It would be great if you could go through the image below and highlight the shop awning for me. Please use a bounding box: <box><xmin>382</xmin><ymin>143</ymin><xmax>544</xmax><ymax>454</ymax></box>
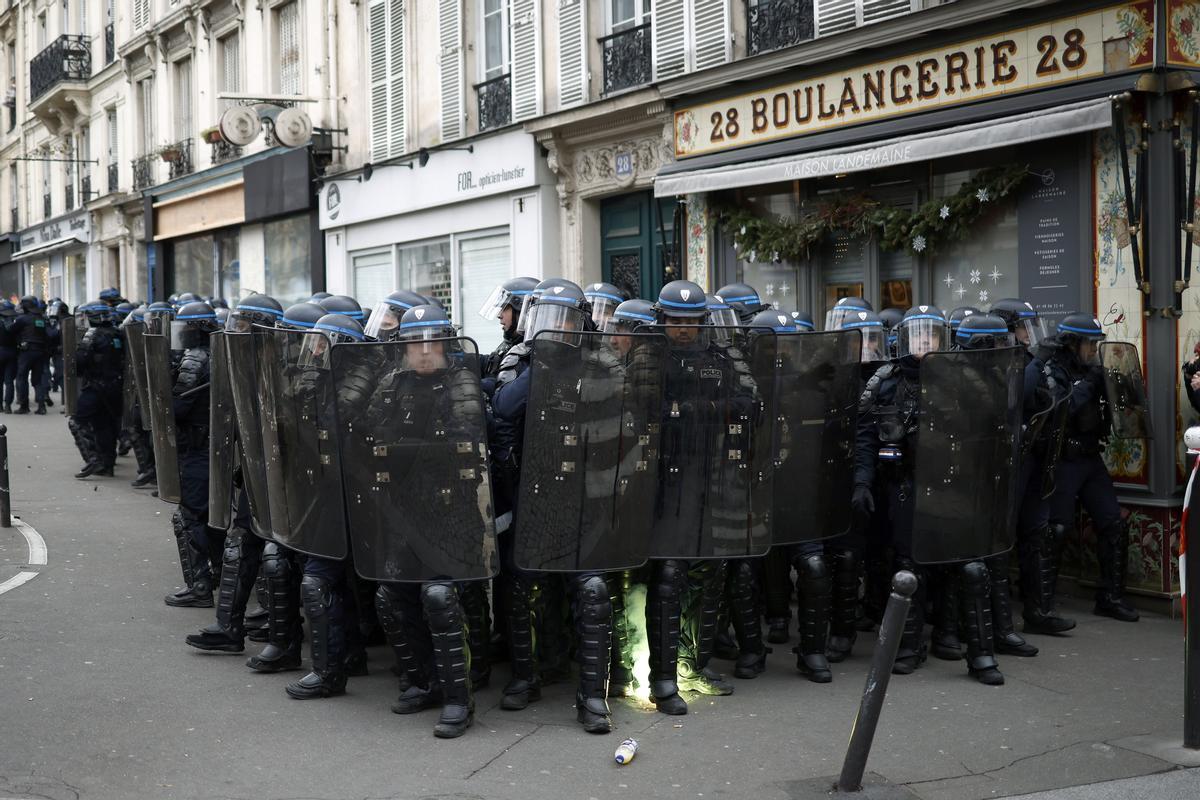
<box><xmin>654</xmin><ymin>98</ymin><xmax>1113</xmax><ymax>197</ymax></box>
<box><xmin>11</xmin><ymin>235</ymin><xmax>86</xmax><ymax>261</ymax></box>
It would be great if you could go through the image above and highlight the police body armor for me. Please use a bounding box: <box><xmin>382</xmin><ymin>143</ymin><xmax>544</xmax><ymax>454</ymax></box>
<box><xmin>514</xmin><ymin>330</ymin><xmax>669</xmax><ymax>572</ymax></box>
<box><xmin>333</xmin><ymin>336</ymin><xmax>499</xmax><ymax>582</ymax></box>
<box><xmin>910</xmin><ymin>347</ymin><xmax>1024</xmax><ymax>565</ymax></box>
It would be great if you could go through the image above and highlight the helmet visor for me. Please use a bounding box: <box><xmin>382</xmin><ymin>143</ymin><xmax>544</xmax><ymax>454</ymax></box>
<box><xmin>526</xmin><ymin>301</ymin><xmax>588</xmax><ymax>346</ymax></box>
<box><xmin>708</xmin><ymin>307</ymin><xmax>740</xmax><ymax>329</ymax></box>
<box><xmin>297</xmin><ymin>330</ymin><xmax>334</xmax><ymax>371</ymax></box>
<box><xmin>401</xmin><ymin>332</ymin><xmax>463</xmax><ymax>373</ymax></box>
<box><xmin>365</xmin><ymin>301</ymin><xmax>405</xmax><ymax>341</ymax></box>
<box><xmin>589</xmin><ymin>296</ymin><xmax>621</xmax><ymax>330</ymax></box>
<box><xmin>513</xmin><ymin>290</ymin><xmax>542</xmax><ymax>336</ymax></box>
<box><xmin>224</xmin><ymin>310</ymin><xmax>255</xmax><ymax>333</ymax></box>
<box><xmin>1014</xmin><ymin>317</ymin><xmax>1050</xmax><ymax>349</ymax></box>
<box><xmin>74</xmin><ymin>310</ymin><xmax>91</xmax><ymax>330</ymax></box>
<box><xmin>477</xmin><ymin>284</ymin><xmax>526</xmax><ymax>321</ymax></box>
<box><xmin>826</xmin><ymin>303</ymin><xmax>865</xmax><ymax>331</ymax></box>
<box><xmin>858</xmin><ymin>326</ymin><xmax>887</xmax><ymax>362</ymax></box>
<box><xmin>144</xmin><ymin>312</ymin><xmax>170</xmax><ymax>336</ymax></box>
<box><xmin>897</xmin><ymin>317</ymin><xmax>949</xmax><ymax>360</ymax></box>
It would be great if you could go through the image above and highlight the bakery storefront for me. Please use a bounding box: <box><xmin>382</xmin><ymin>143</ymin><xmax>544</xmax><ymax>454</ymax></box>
<box><xmin>14</xmin><ymin>209</ymin><xmax>91</xmax><ymax>306</ymax></box>
<box><xmin>658</xmin><ymin>0</ymin><xmax>1200</xmax><ymax>608</ymax></box>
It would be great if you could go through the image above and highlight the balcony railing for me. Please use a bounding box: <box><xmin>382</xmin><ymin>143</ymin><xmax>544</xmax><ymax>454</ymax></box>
<box><xmin>42</xmin><ymin>192</ymin><xmax>51</xmax><ymax>218</ymax></box>
<box><xmin>107</xmin><ymin>162</ymin><xmax>118</xmax><ymax>194</ymax></box>
<box><xmin>105</xmin><ymin>23</ymin><xmax>115</xmax><ymax>65</ymax></box>
<box><xmin>164</xmin><ymin>138</ymin><xmax>194</xmax><ymax>180</ymax></box>
<box><xmin>600</xmin><ymin>23</ymin><xmax>652</xmax><ymax>96</ymax></box>
<box><xmin>132</xmin><ymin>154</ymin><xmax>156</xmax><ymax>191</ymax></box>
<box><xmin>80</xmin><ymin>175</ymin><xmax>91</xmax><ymax>204</ymax></box>
<box><xmin>475</xmin><ymin>73</ymin><xmax>512</xmax><ymax>132</ymax></box>
<box><xmin>65</xmin><ymin>183</ymin><xmax>74</xmax><ymax>211</ymax></box>
<box><xmin>211</xmin><ymin>140</ymin><xmax>242</xmax><ymax>165</ymax></box>
<box><xmin>30</xmin><ymin>35</ymin><xmax>91</xmax><ymax>102</ymax></box>
<box><xmin>748</xmin><ymin>0</ymin><xmax>815</xmax><ymax>56</ymax></box>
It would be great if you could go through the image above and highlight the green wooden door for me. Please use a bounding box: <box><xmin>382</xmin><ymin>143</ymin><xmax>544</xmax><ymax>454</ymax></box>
<box><xmin>601</xmin><ymin>191</ymin><xmax>677</xmax><ymax>301</ymax></box>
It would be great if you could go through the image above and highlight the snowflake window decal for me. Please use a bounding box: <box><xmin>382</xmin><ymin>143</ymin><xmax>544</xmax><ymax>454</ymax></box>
<box><xmin>976</xmin><ymin>188</ymin><xmax>991</xmax><ymax>203</ymax></box>
<box><xmin>912</xmin><ymin>234</ymin><xmax>927</xmax><ymax>253</ymax></box>
<box><xmin>939</xmin><ymin>205</ymin><xmax>951</xmax><ymax>220</ymax></box>
<box><xmin>969</xmin><ymin>269</ymin><xmax>981</xmax><ymax>284</ymax></box>
<box><xmin>989</xmin><ymin>267</ymin><xmax>1003</xmax><ymax>284</ymax></box>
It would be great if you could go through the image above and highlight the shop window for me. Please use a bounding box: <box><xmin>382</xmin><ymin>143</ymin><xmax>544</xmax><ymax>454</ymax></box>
<box><xmin>930</xmin><ymin>169</ymin><xmax>1019</xmax><ymax>313</ymax></box>
<box><xmin>67</xmin><ymin>253</ymin><xmax>85</xmax><ymax>307</ymax></box>
<box><xmin>264</xmin><ymin>214</ymin><xmax>311</xmax><ymax>305</ymax></box>
<box><xmin>482</xmin><ymin>0</ymin><xmax>510</xmax><ymax>81</ymax></box>
<box><xmin>397</xmin><ymin>239</ymin><xmax>452</xmax><ymax>316</ymax></box>
<box><xmin>352</xmin><ymin>249</ymin><xmax>393</xmax><ymax>308</ymax></box>
<box><xmin>216</xmin><ymin>229</ymin><xmax>240</xmax><ymax>302</ymax></box>
<box><xmin>171</xmin><ymin>233</ymin><xmax>214</xmax><ymax>297</ymax></box>
<box><xmin>459</xmin><ymin>232</ymin><xmax>510</xmax><ymax>354</ymax></box>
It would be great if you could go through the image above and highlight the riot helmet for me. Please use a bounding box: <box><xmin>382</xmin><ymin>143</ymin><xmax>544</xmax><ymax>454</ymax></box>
<box><xmin>896</xmin><ymin>305</ymin><xmax>948</xmax><ymax>361</ymax></box>
<box><xmin>121</xmin><ymin>303</ymin><xmax>148</xmax><ymax>329</ymax></box>
<box><xmin>654</xmin><ymin>280</ymin><xmax>708</xmax><ymax>349</ymax></box>
<box><xmin>99</xmin><ymin>287</ymin><xmax>122</xmax><ymax>305</ymax></box>
<box><xmin>825</xmin><ymin>296</ymin><xmax>872</xmax><ymax>331</ymax></box>
<box><xmin>947</xmin><ymin>306</ymin><xmax>980</xmax><ymax>330</ymax></box>
<box><xmin>77</xmin><ymin>300</ymin><xmax>113</xmax><ymax>328</ymax></box>
<box><xmin>310</xmin><ymin>291</ymin><xmax>332</xmax><ymax>302</ymax></box>
<box><xmin>319</xmin><ymin>294</ymin><xmax>364</xmax><ymax>320</ymax></box>
<box><xmin>1055</xmin><ymin>312</ymin><xmax>1105</xmax><ymax>366</ymax></box>
<box><xmin>516</xmin><ymin>277</ymin><xmax>575</xmax><ymax>337</ymax></box>
<box><xmin>215</xmin><ymin>307</ymin><xmax>230</xmax><ymax>327</ymax></box>
<box><xmin>838</xmin><ymin>308</ymin><xmax>887</xmax><ymax>362</ymax></box>
<box><xmin>19</xmin><ymin>294</ymin><xmax>40</xmax><ymax>313</ymax></box>
<box><xmin>603</xmin><ymin>298</ymin><xmax>656</xmax><ymax>334</ymax></box>
<box><xmin>280</xmin><ymin>302</ymin><xmax>326</xmax><ymax>330</ymax></box>
<box><xmin>583</xmin><ymin>282</ymin><xmax>629</xmax><ymax>329</ymax></box>
<box><xmin>172</xmin><ymin>301</ymin><xmax>219</xmax><ymax>350</ymax></box>
<box><xmin>397</xmin><ymin>304</ymin><xmax>460</xmax><ymax>375</ymax></box>
<box><xmin>478</xmin><ymin>276</ymin><xmax>538</xmax><ymax>337</ymax></box>
<box><xmin>990</xmin><ymin>298</ymin><xmax>1049</xmax><ymax>349</ymax></box>
<box><xmin>716</xmin><ymin>282</ymin><xmax>768</xmax><ymax>323</ymax></box>
<box><xmin>227</xmin><ymin>294</ymin><xmax>284</xmax><ymax>333</ymax></box>
<box><xmin>113</xmin><ymin>302</ymin><xmax>136</xmax><ymax>324</ymax></box>
<box><xmin>791</xmin><ymin>311</ymin><xmax>816</xmax><ymax>331</ymax></box>
<box><xmin>955</xmin><ymin>313</ymin><xmax>1014</xmax><ymax>350</ymax></box>
<box><xmin>369</xmin><ymin>289</ymin><xmax>438</xmax><ymax>341</ymax></box>
<box><xmin>210</xmin><ymin>297</ymin><xmax>229</xmax><ymax>310</ymax></box>
<box><xmin>174</xmin><ymin>291</ymin><xmax>200</xmax><ymax>309</ymax></box>
<box><xmin>144</xmin><ymin>301</ymin><xmax>175</xmax><ymax>335</ymax></box>
<box><xmin>301</xmin><ymin>313</ymin><xmax>365</xmax><ymax>371</ymax></box>
<box><xmin>748</xmin><ymin>309</ymin><xmax>800</xmax><ymax>334</ymax></box>
<box><xmin>524</xmin><ymin>280</ymin><xmax>591</xmax><ymax>345</ymax></box>
<box><xmin>0</xmin><ymin>300</ymin><xmax>15</xmax><ymax>318</ymax></box>
<box><xmin>706</xmin><ymin>293</ymin><xmax>740</xmax><ymax>329</ymax></box>
<box><xmin>45</xmin><ymin>298</ymin><xmax>69</xmax><ymax>319</ymax></box>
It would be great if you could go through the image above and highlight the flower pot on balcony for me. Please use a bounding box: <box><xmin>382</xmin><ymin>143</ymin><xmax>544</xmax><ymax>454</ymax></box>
<box><xmin>201</xmin><ymin>126</ymin><xmax>223</xmax><ymax>145</ymax></box>
<box><xmin>160</xmin><ymin>148</ymin><xmax>181</xmax><ymax>163</ymax></box>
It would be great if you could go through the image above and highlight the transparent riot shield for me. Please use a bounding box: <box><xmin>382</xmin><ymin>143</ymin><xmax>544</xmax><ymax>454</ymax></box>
<box><xmin>911</xmin><ymin>347</ymin><xmax>1023</xmax><ymax>565</ymax></box>
<box><xmin>751</xmin><ymin>329</ymin><xmax>862</xmax><ymax>546</ymax></box>
<box><xmin>207</xmin><ymin>331</ymin><xmax>236</xmax><ymax>530</ymax></box>
<box><xmin>1100</xmin><ymin>341</ymin><xmax>1153</xmax><ymax>440</ymax></box>
<box><xmin>649</xmin><ymin>326</ymin><xmax>775</xmax><ymax>559</ymax></box>
<box><xmin>125</xmin><ymin>324</ymin><xmax>152</xmax><ymax>431</ymax></box>
<box><xmin>332</xmin><ymin>337</ymin><xmax>499</xmax><ymax>582</ymax></box>
<box><xmin>514</xmin><ymin>330</ymin><xmax>669</xmax><ymax>572</ymax></box>
<box><xmin>227</xmin><ymin>330</ymin><xmax>271</xmax><ymax>539</ymax></box>
<box><xmin>142</xmin><ymin>331</ymin><xmax>182</xmax><ymax>504</ymax></box>
<box><xmin>61</xmin><ymin>316</ymin><xmax>79</xmax><ymax>416</ymax></box>
<box><xmin>256</xmin><ymin>328</ymin><xmax>348</xmax><ymax>559</ymax></box>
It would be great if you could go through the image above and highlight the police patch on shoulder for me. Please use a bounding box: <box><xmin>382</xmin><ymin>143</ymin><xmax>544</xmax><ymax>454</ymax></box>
<box><xmin>701</xmin><ymin>368</ymin><xmax>722</xmax><ymax>379</ymax></box>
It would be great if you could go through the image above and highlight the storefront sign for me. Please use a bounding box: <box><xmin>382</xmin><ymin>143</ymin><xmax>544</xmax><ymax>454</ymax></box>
<box><xmin>1017</xmin><ymin>145</ymin><xmax>1082</xmax><ymax>324</ymax></box>
<box><xmin>673</xmin><ymin>2</ymin><xmax>1154</xmax><ymax>159</ymax></box>
<box><xmin>318</xmin><ymin>129</ymin><xmax>543</xmax><ymax>229</ymax></box>
<box><xmin>17</xmin><ymin>210</ymin><xmax>90</xmax><ymax>255</ymax></box>
<box><xmin>153</xmin><ymin>182</ymin><xmax>246</xmax><ymax>242</ymax></box>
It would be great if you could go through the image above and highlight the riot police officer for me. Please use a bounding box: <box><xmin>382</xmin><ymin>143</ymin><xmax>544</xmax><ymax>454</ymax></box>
<box><xmin>716</xmin><ymin>282</ymin><xmax>769</xmax><ymax>325</ymax></box>
<box><xmin>69</xmin><ymin>301</ymin><xmax>125</xmax><ymax>478</ymax></box>
<box><xmin>45</xmin><ymin>298</ymin><xmax>70</xmax><ymax>403</ymax></box>
<box><xmin>366</xmin><ymin>289</ymin><xmax>432</xmax><ymax>343</ymax></box>
<box><xmin>477</xmin><ymin>277</ymin><xmax>538</xmax><ymax>388</ymax></box>
<box><xmin>826</xmin><ymin>296</ymin><xmax>872</xmax><ymax>331</ymax></box>
<box><xmin>164</xmin><ymin>302</ymin><xmax>221</xmax><ymax>609</ymax></box>
<box><xmin>583</xmin><ymin>282</ymin><xmax>629</xmax><ymax>330</ymax></box>
<box><xmin>0</xmin><ymin>300</ymin><xmax>17</xmax><ymax>413</ymax></box>
<box><xmin>1041</xmin><ymin>314</ymin><xmax>1139</xmax><ymax>623</ymax></box>
<box><xmin>10</xmin><ymin>295</ymin><xmax>49</xmax><ymax>414</ymax></box>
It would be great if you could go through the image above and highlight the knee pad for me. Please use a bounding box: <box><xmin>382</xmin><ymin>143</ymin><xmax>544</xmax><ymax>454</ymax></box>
<box><xmin>170</xmin><ymin>509</ymin><xmax>187</xmax><ymax>540</ymax></box>
<box><xmin>301</xmin><ymin>574</ymin><xmax>333</xmax><ymax>617</ymax></box>
<box><xmin>833</xmin><ymin>548</ymin><xmax>859</xmax><ymax>573</ymax></box>
<box><xmin>655</xmin><ymin>560</ymin><xmax>687</xmax><ymax>596</ymax></box>
<box><xmin>728</xmin><ymin>560</ymin><xmax>757</xmax><ymax>596</ymax></box>
<box><xmin>221</xmin><ymin>529</ymin><xmax>246</xmax><ymax>567</ymax></box>
<box><xmin>422</xmin><ymin>582</ymin><xmax>463</xmax><ymax>632</ymax></box>
<box><xmin>577</xmin><ymin>575</ymin><xmax>611</xmax><ymax>623</ymax></box>
<box><xmin>261</xmin><ymin>543</ymin><xmax>292</xmax><ymax>580</ymax></box>
<box><xmin>797</xmin><ymin>553</ymin><xmax>830</xmax><ymax>584</ymax></box>
<box><xmin>374</xmin><ymin>583</ymin><xmax>406</xmax><ymax>637</ymax></box>
<box><xmin>960</xmin><ymin>561</ymin><xmax>990</xmax><ymax>596</ymax></box>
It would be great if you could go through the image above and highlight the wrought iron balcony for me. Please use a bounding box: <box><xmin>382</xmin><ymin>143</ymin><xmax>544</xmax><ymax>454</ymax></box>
<box><xmin>107</xmin><ymin>162</ymin><xmax>118</xmax><ymax>194</ymax></box>
<box><xmin>42</xmin><ymin>193</ymin><xmax>51</xmax><ymax>218</ymax></box>
<box><xmin>211</xmin><ymin>140</ymin><xmax>242</xmax><ymax>165</ymax></box>
<box><xmin>65</xmin><ymin>183</ymin><xmax>74</xmax><ymax>211</ymax></box>
<box><xmin>105</xmin><ymin>23</ymin><xmax>115</xmax><ymax>65</ymax></box>
<box><xmin>164</xmin><ymin>139</ymin><xmax>194</xmax><ymax>180</ymax></box>
<box><xmin>80</xmin><ymin>175</ymin><xmax>91</xmax><ymax>203</ymax></box>
<box><xmin>132</xmin><ymin>154</ymin><xmax>156</xmax><ymax>191</ymax></box>
<box><xmin>747</xmin><ymin>0</ymin><xmax>815</xmax><ymax>56</ymax></box>
<box><xmin>600</xmin><ymin>23</ymin><xmax>652</xmax><ymax>96</ymax></box>
<box><xmin>475</xmin><ymin>73</ymin><xmax>511</xmax><ymax>132</ymax></box>
<box><xmin>30</xmin><ymin>35</ymin><xmax>91</xmax><ymax>102</ymax></box>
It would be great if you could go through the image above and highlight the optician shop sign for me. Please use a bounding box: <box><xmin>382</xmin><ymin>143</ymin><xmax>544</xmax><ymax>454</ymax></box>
<box><xmin>673</xmin><ymin>1</ymin><xmax>1155</xmax><ymax>158</ymax></box>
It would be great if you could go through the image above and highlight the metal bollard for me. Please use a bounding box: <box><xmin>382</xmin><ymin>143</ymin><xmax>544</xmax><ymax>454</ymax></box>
<box><xmin>836</xmin><ymin>570</ymin><xmax>918</xmax><ymax>793</ymax></box>
<box><xmin>0</xmin><ymin>424</ymin><xmax>10</xmax><ymax>528</ymax></box>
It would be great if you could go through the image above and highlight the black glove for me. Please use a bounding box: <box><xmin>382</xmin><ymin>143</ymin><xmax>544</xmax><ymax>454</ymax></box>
<box><xmin>851</xmin><ymin>484</ymin><xmax>875</xmax><ymax>519</ymax></box>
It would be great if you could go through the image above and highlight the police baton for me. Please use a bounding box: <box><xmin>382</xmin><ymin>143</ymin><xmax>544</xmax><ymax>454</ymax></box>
<box><xmin>176</xmin><ymin>382</ymin><xmax>210</xmax><ymax>399</ymax></box>
<box><xmin>836</xmin><ymin>570</ymin><xmax>918</xmax><ymax>792</ymax></box>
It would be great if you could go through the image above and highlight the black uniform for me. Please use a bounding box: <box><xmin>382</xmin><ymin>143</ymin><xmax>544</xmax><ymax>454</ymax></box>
<box><xmin>10</xmin><ymin>301</ymin><xmax>49</xmax><ymax>412</ymax></box>
<box><xmin>69</xmin><ymin>324</ymin><xmax>125</xmax><ymax>473</ymax></box>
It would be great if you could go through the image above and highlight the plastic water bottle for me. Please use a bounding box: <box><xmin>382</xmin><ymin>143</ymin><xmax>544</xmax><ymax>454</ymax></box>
<box><xmin>614</xmin><ymin>738</ymin><xmax>638</xmax><ymax>765</ymax></box>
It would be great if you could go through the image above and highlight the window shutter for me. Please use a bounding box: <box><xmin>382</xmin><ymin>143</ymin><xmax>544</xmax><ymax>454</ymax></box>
<box><xmin>862</xmin><ymin>0</ymin><xmax>914</xmax><ymax>25</ymax></box>
<box><xmin>278</xmin><ymin>2</ymin><xmax>301</xmax><ymax>95</ymax></box>
<box><xmin>438</xmin><ymin>0</ymin><xmax>464</xmax><ymax>141</ymax></box>
<box><xmin>133</xmin><ymin>0</ymin><xmax>149</xmax><ymax>30</ymax></box>
<box><xmin>815</xmin><ymin>0</ymin><xmax>858</xmax><ymax>36</ymax></box>
<box><xmin>509</xmin><ymin>0</ymin><xmax>541</xmax><ymax>121</ymax></box>
<box><xmin>690</xmin><ymin>0</ymin><xmax>728</xmax><ymax>71</ymax></box>
<box><xmin>369</xmin><ymin>0</ymin><xmax>406</xmax><ymax>160</ymax></box>
<box><xmin>387</xmin><ymin>0</ymin><xmax>406</xmax><ymax>156</ymax></box>
<box><xmin>653</xmin><ymin>0</ymin><xmax>687</xmax><ymax>81</ymax></box>
<box><xmin>557</xmin><ymin>0</ymin><xmax>586</xmax><ymax>108</ymax></box>
<box><xmin>223</xmin><ymin>33</ymin><xmax>241</xmax><ymax>93</ymax></box>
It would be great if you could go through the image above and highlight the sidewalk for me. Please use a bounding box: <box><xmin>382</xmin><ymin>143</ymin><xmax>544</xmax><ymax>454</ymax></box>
<box><xmin>0</xmin><ymin>409</ymin><xmax>1196</xmax><ymax>800</ymax></box>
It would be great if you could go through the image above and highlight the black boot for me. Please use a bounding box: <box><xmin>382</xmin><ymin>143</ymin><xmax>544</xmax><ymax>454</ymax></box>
<box><xmin>14</xmin><ymin>405</ymin><xmax>29</xmax><ymax>414</ymax></box>
<box><xmin>187</xmin><ymin>529</ymin><xmax>259</xmax><ymax>652</ymax></box>
<box><xmin>248</xmin><ymin>544</ymin><xmax>304</xmax><ymax>673</ymax></box>
<box><xmin>460</xmin><ymin>580</ymin><xmax>492</xmax><ymax>690</ymax></box>
<box><xmin>648</xmin><ymin>560</ymin><xmax>688</xmax><ymax>715</ymax></box>
<box><xmin>424</xmin><ymin>583</ymin><xmax>474</xmax><ymax>739</ymax></box>
<box><xmin>500</xmin><ymin>574</ymin><xmax>541</xmax><ymax>710</ymax></box>
<box><xmin>574</xmin><ymin>575</ymin><xmax>613</xmax><ymax>734</ymax></box>
<box><xmin>794</xmin><ymin>553</ymin><xmax>832</xmax><ymax>683</ymax></box>
<box><xmin>961</xmin><ymin>561</ymin><xmax>1004</xmax><ymax>685</ymax></box>
<box><xmin>286</xmin><ymin>575</ymin><xmax>348</xmax><ymax>699</ymax></box>
<box><xmin>1019</xmin><ymin>524</ymin><xmax>1076</xmax><ymax>634</ymax></box>
<box><xmin>607</xmin><ymin>572</ymin><xmax>636</xmax><ymax>698</ymax></box>
<box><xmin>827</xmin><ymin>548</ymin><xmax>859</xmax><ymax>663</ymax></box>
<box><xmin>1094</xmin><ymin>521</ymin><xmax>1139</xmax><ymax>622</ymax></box>
<box><xmin>164</xmin><ymin>510</ymin><xmax>211</xmax><ymax>606</ymax></box>
<box><xmin>892</xmin><ymin>560</ymin><xmax>926</xmax><ymax>675</ymax></box>
<box><xmin>375</xmin><ymin>583</ymin><xmax>439</xmax><ymax>714</ymax></box>
<box><xmin>34</xmin><ymin>401</ymin><xmax>45</xmax><ymax>415</ymax></box>
<box><xmin>727</xmin><ymin>560</ymin><xmax>767</xmax><ymax>679</ymax></box>
<box><xmin>988</xmin><ymin>554</ymin><xmax>1037</xmax><ymax>657</ymax></box>
<box><xmin>930</xmin><ymin>569</ymin><xmax>963</xmax><ymax>661</ymax></box>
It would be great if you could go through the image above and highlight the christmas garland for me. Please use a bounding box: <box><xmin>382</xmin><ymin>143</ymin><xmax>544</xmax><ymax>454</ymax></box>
<box><xmin>717</xmin><ymin>164</ymin><xmax>1029</xmax><ymax>263</ymax></box>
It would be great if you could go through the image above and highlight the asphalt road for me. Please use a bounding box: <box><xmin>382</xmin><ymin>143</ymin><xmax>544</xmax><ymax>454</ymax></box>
<box><xmin>0</xmin><ymin>410</ymin><xmax>1197</xmax><ymax>800</ymax></box>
